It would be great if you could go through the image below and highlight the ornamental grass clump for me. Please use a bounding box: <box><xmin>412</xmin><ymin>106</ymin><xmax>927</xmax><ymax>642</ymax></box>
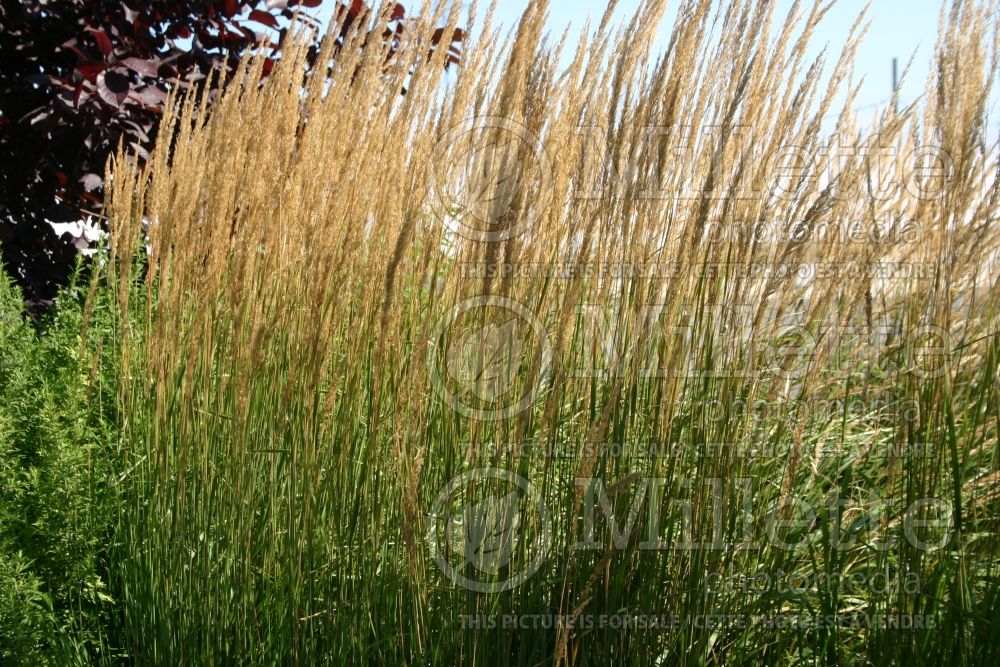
<box><xmin>103</xmin><ymin>1</ymin><xmax>999</xmax><ymax>664</ymax></box>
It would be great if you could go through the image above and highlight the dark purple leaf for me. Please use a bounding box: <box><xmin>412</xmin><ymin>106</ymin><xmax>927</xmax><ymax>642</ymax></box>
<box><xmin>75</xmin><ymin>62</ymin><xmax>106</xmax><ymax>82</ymax></box>
<box><xmin>97</xmin><ymin>69</ymin><xmax>130</xmax><ymax>106</ymax></box>
<box><xmin>131</xmin><ymin>85</ymin><xmax>169</xmax><ymax>107</ymax></box>
<box><xmin>121</xmin><ymin>56</ymin><xmax>160</xmax><ymax>77</ymax></box>
<box><xmin>248</xmin><ymin>9</ymin><xmax>280</xmax><ymax>28</ymax></box>
<box><xmin>157</xmin><ymin>62</ymin><xmax>179</xmax><ymax>79</ymax></box>
<box><xmin>91</xmin><ymin>29</ymin><xmax>113</xmax><ymax>56</ymax></box>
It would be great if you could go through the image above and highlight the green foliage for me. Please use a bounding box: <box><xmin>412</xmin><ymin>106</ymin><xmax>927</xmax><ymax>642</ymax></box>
<box><xmin>0</xmin><ymin>268</ymin><xmax>118</xmax><ymax>665</ymax></box>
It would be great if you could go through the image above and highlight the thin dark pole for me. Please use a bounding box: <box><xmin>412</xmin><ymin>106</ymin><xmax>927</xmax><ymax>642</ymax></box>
<box><xmin>892</xmin><ymin>57</ymin><xmax>899</xmax><ymax>113</ymax></box>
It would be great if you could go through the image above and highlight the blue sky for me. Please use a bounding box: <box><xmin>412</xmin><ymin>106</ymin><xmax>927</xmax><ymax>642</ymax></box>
<box><xmin>484</xmin><ymin>1</ymin><xmax>944</xmax><ymax>114</ymax></box>
<box><xmin>312</xmin><ymin>1</ymin><xmax>990</xmax><ymax>124</ymax></box>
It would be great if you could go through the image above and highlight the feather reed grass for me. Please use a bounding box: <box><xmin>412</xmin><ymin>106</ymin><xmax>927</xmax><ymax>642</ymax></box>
<box><xmin>101</xmin><ymin>0</ymin><xmax>999</xmax><ymax>664</ymax></box>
